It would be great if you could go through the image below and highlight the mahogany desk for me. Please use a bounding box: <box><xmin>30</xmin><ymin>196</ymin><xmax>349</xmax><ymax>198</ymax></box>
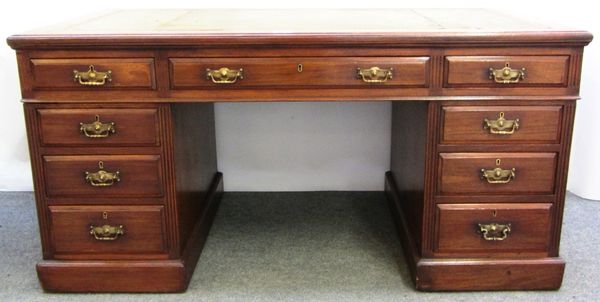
<box><xmin>6</xmin><ymin>9</ymin><xmax>593</xmax><ymax>292</ymax></box>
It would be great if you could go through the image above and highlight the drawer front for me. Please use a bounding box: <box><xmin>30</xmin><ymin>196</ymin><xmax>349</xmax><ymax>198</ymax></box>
<box><xmin>49</xmin><ymin>205</ymin><xmax>167</xmax><ymax>255</ymax></box>
<box><xmin>435</xmin><ymin>203</ymin><xmax>552</xmax><ymax>254</ymax></box>
<box><xmin>439</xmin><ymin>153</ymin><xmax>557</xmax><ymax>195</ymax></box>
<box><xmin>441</xmin><ymin>105</ymin><xmax>562</xmax><ymax>144</ymax></box>
<box><xmin>170</xmin><ymin>57</ymin><xmax>430</xmax><ymax>88</ymax></box>
<box><xmin>38</xmin><ymin>108</ymin><xmax>160</xmax><ymax>146</ymax></box>
<box><xmin>30</xmin><ymin>58</ymin><xmax>156</xmax><ymax>90</ymax></box>
<box><xmin>444</xmin><ymin>55</ymin><xmax>569</xmax><ymax>87</ymax></box>
<box><xmin>43</xmin><ymin>155</ymin><xmax>163</xmax><ymax>198</ymax></box>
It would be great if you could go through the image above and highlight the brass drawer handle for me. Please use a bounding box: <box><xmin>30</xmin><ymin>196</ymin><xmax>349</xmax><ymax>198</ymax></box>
<box><xmin>206</xmin><ymin>67</ymin><xmax>244</xmax><ymax>84</ymax></box>
<box><xmin>483</xmin><ymin>112</ymin><xmax>520</xmax><ymax>135</ymax></box>
<box><xmin>481</xmin><ymin>167</ymin><xmax>516</xmax><ymax>184</ymax></box>
<box><xmin>489</xmin><ymin>63</ymin><xmax>525</xmax><ymax>84</ymax></box>
<box><xmin>90</xmin><ymin>224</ymin><xmax>124</xmax><ymax>241</ymax></box>
<box><xmin>85</xmin><ymin>161</ymin><xmax>120</xmax><ymax>187</ymax></box>
<box><xmin>80</xmin><ymin>115</ymin><xmax>116</xmax><ymax>138</ymax></box>
<box><xmin>73</xmin><ymin>65</ymin><xmax>112</xmax><ymax>86</ymax></box>
<box><xmin>357</xmin><ymin>67</ymin><xmax>393</xmax><ymax>83</ymax></box>
<box><xmin>477</xmin><ymin>223</ymin><xmax>511</xmax><ymax>241</ymax></box>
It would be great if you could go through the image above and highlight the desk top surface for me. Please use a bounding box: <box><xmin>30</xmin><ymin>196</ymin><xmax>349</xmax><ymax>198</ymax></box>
<box><xmin>7</xmin><ymin>9</ymin><xmax>593</xmax><ymax>48</ymax></box>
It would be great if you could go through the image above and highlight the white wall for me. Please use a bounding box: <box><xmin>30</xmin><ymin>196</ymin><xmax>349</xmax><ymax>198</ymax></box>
<box><xmin>1</xmin><ymin>1</ymin><xmax>598</xmax><ymax>198</ymax></box>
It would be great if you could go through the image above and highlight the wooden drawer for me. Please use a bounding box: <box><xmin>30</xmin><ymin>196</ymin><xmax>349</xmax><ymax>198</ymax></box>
<box><xmin>38</xmin><ymin>108</ymin><xmax>160</xmax><ymax>146</ymax></box>
<box><xmin>441</xmin><ymin>105</ymin><xmax>563</xmax><ymax>144</ymax></box>
<box><xmin>444</xmin><ymin>55</ymin><xmax>569</xmax><ymax>88</ymax></box>
<box><xmin>439</xmin><ymin>153</ymin><xmax>557</xmax><ymax>195</ymax></box>
<box><xmin>170</xmin><ymin>57</ymin><xmax>430</xmax><ymax>88</ymax></box>
<box><xmin>30</xmin><ymin>58</ymin><xmax>156</xmax><ymax>90</ymax></box>
<box><xmin>49</xmin><ymin>205</ymin><xmax>167</xmax><ymax>256</ymax></box>
<box><xmin>43</xmin><ymin>155</ymin><xmax>163</xmax><ymax>198</ymax></box>
<box><xmin>435</xmin><ymin>203</ymin><xmax>552</xmax><ymax>255</ymax></box>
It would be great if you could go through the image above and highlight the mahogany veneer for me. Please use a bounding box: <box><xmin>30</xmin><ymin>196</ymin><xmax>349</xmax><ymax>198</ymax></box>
<box><xmin>6</xmin><ymin>9</ymin><xmax>592</xmax><ymax>293</ymax></box>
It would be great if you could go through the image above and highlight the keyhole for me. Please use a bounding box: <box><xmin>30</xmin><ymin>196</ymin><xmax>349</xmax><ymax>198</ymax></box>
<box><xmin>492</xmin><ymin>210</ymin><xmax>497</xmax><ymax>217</ymax></box>
<box><xmin>297</xmin><ymin>64</ymin><xmax>303</xmax><ymax>73</ymax></box>
<box><xmin>102</xmin><ymin>211</ymin><xmax>108</xmax><ymax>220</ymax></box>
<box><xmin>98</xmin><ymin>161</ymin><xmax>105</xmax><ymax>169</ymax></box>
<box><xmin>496</xmin><ymin>159</ymin><xmax>501</xmax><ymax>166</ymax></box>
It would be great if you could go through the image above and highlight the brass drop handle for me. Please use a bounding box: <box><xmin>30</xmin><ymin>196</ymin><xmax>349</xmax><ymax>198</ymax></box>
<box><xmin>481</xmin><ymin>167</ymin><xmax>516</xmax><ymax>184</ymax></box>
<box><xmin>206</xmin><ymin>67</ymin><xmax>244</xmax><ymax>84</ymax></box>
<box><xmin>90</xmin><ymin>224</ymin><xmax>124</xmax><ymax>241</ymax></box>
<box><xmin>73</xmin><ymin>65</ymin><xmax>112</xmax><ymax>86</ymax></box>
<box><xmin>483</xmin><ymin>112</ymin><xmax>520</xmax><ymax>135</ymax></box>
<box><xmin>489</xmin><ymin>63</ymin><xmax>525</xmax><ymax>84</ymax></box>
<box><xmin>85</xmin><ymin>161</ymin><xmax>120</xmax><ymax>187</ymax></box>
<box><xmin>477</xmin><ymin>223</ymin><xmax>511</xmax><ymax>241</ymax></box>
<box><xmin>357</xmin><ymin>67</ymin><xmax>393</xmax><ymax>83</ymax></box>
<box><xmin>80</xmin><ymin>115</ymin><xmax>116</xmax><ymax>138</ymax></box>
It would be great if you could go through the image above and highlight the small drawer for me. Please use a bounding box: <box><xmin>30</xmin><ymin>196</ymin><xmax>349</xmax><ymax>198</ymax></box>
<box><xmin>444</xmin><ymin>55</ymin><xmax>569</xmax><ymax>87</ymax></box>
<box><xmin>49</xmin><ymin>205</ymin><xmax>167</xmax><ymax>256</ymax></box>
<box><xmin>170</xmin><ymin>57</ymin><xmax>430</xmax><ymax>88</ymax></box>
<box><xmin>441</xmin><ymin>105</ymin><xmax>562</xmax><ymax>144</ymax></box>
<box><xmin>38</xmin><ymin>108</ymin><xmax>160</xmax><ymax>146</ymax></box>
<box><xmin>439</xmin><ymin>153</ymin><xmax>557</xmax><ymax>195</ymax></box>
<box><xmin>30</xmin><ymin>58</ymin><xmax>156</xmax><ymax>90</ymax></box>
<box><xmin>43</xmin><ymin>155</ymin><xmax>163</xmax><ymax>198</ymax></box>
<box><xmin>435</xmin><ymin>203</ymin><xmax>552</xmax><ymax>255</ymax></box>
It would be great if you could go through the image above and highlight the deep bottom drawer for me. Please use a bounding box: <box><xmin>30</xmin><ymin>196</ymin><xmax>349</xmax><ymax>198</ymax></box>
<box><xmin>49</xmin><ymin>205</ymin><xmax>167</xmax><ymax>256</ymax></box>
<box><xmin>435</xmin><ymin>203</ymin><xmax>553</xmax><ymax>256</ymax></box>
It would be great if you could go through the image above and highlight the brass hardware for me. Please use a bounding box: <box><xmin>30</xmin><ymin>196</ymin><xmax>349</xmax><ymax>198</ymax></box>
<box><xmin>297</xmin><ymin>64</ymin><xmax>303</xmax><ymax>72</ymax></box>
<box><xmin>90</xmin><ymin>224</ymin><xmax>124</xmax><ymax>241</ymax></box>
<box><xmin>85</xmin><ymin>161</ymin><xmax>120</xmax><ymax>187</ymax></box>
<box><xmin>489</xmin><ymin>63</ymin><xmax>525</xmax><ymax>84</ymax></box>
<box><xmin>102</xmin><ymin>211</ymin><xmax>108</xmax><ymax>220</ymax></box>
<box><xmin>477</xmin><ymin>223</ymin><xmax>511</xmax><ymax>241</ymax></box>
<box><xmin>492</xmin><ymin>210</ymin><xmax>497</xmax><ymax>217</ymax></box>
<box><xmin>483</xmin><ymin>112</ymin><xmax>520</xmax><ymax>135</ymax></box>
<box><xmin>496</xmin><ymin>158</ymin><xmax>502</xmax><ymax>166</ymax></box>
<box><xmin>357</xmin><ymin>67</ymin><xmax>393</xmax><ymax>83</ymax></box>
<box><xmin>80</xmin><ymin>115</ymin><xmax>116</xmax><ymax>138</ymax></box>
<box><xmin>481</xmin><ymin>167</ymin><xmax>516</xmax><ymax>184</ymax></box>
<box><xmin>206</xmin><ymin>67</ymin><xmax>244</xmax><ymax>84</ymax></box>
<box><xmin>73</xmin><ymin>65</ymin><xmax>112</xmax><ymax>86</ymax></box>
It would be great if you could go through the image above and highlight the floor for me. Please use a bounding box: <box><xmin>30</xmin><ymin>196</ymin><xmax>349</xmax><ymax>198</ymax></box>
<box><xmin>0</xmin><ymin>191</ymin><xmax>598</xmax><ymax>302</ymax></box>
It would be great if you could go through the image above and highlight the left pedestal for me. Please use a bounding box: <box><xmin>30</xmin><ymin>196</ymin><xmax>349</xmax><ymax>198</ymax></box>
<box><xmin>24</xmin><ymin>103</ymin><xmax>222</xmax><ymax>292</ymax></box>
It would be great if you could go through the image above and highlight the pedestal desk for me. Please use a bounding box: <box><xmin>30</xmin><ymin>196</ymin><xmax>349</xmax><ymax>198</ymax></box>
<box><xmin>6</xmin><ymin>9</ymin><xmax>593</xmax><ymax>292</ymax></box>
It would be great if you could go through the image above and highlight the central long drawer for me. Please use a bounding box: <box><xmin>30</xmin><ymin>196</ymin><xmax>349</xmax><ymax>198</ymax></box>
<box><xmin>169</xmin><ymin>57</ymin><xmax>431</xmax><ymax>89</ymax></box>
